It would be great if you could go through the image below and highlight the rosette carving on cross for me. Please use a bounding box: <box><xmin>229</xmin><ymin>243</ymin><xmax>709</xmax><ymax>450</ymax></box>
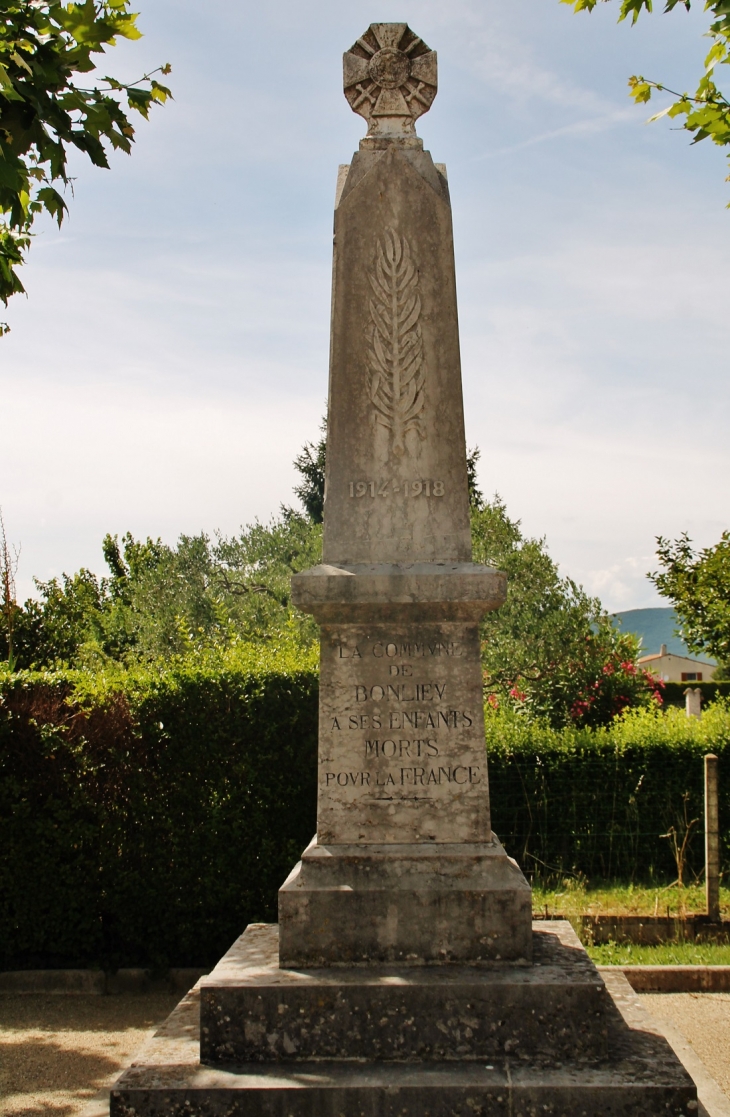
<box><xmin>343</xmin><ymin>23</ymin><xmax>437</xmax><ymax>139</ymax></box>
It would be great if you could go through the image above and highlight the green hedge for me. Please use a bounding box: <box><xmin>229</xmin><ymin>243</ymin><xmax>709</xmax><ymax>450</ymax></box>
<box><xmin>0</xmin><ymin>644</ymin><xmax>318</xmax><ymax>971</ymax></box>
<box><xmin>661</xmin><ymin>680</ymin><xmax>730</xmax><ymax>708</ymax></box>
<box><xmin>2</xmin><ymin>652</ymin><xmax>729</xmax><ymax>969</ymax></box>
<box><xmin>486</xmin><ymin>704</ymin><xmax>730</xmax><ymax>884</ymax></box>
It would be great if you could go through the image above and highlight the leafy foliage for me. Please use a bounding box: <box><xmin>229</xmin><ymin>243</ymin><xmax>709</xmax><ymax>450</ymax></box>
<box><xmin>292</xmin><ymin>417</ymin><xmax>327</xmax><ymax>524</ymax></box>
<box><xmin>1</xmin><ymin>668</ymin><xmax>727</xmax><ymax>968</ymax></box>
<box><xmin>1</xmin><ymin>425</ymin><xmax>658</xmax><ymax>726</ymax></box>
<box><xmin>563</xmin><ymin>0</ymin><xmax>730</xmax><ymax>201</ymax></box>
<box><xmin>472</xmin><ymin>496</ymin><xmax>662</xmax><ymax>727</ymax></box>
<box><xmin>1</xmin><ymin>518</ymin><xmax>322</xmax><ymax>669</ymax></box>
<box><xmin>486</xmin><ymin>698</ymin><xmax>730</xmax><ymax>884</ymax></box>
<box><xmin>0</xmin><ymin>508</ymin><xmax>20</xmax><ymax>669</ymax></box>
<box><xmin>1</xmin><ymin>489</ymin><xmax>657</xmax><ymax>727</ymax></box>
<box><xmin>466</xmin><ymin>446</ymin><xmax>484</xmax><ymax>509</ymax></box>
<box><xmin>649</xmin><ymin>530</ymin><xmax>730</xmax><ymax>669</ymax></box>
<box><xmin>0</xmin><ymin>642</ymin><xmax>318</xmax><ymax>969</ymax></box>
<box><xmin>0</xmin><ymin>0</ymin><xmax>171</xmax><ymax>327</ymax></box>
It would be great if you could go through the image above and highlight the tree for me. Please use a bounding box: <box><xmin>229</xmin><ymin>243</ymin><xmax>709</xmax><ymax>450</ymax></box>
<box><xmin>0</xmin><ymin>1</ymin><xmax>171</xmax><ymax>330</ymax></box>
<box><xmin>473</xmin><ymin>496</ymin><xmax>662</xmax><ymax>727</ymax></box>
<box><xmin>0</xmin><ymin>508</ymin><xmax>20</xmax><ymax>668</ymax></box>
<box><xmin>2</xmin><ymin>421</ymin><xmax>659</xmax><ymax>728</ymax></box>
<box><xmin>563</xmin><ymin>0</ymin><xmax>730</xmax><ymax>200</ymax></box>
<box><xmin>292</xmin><ymin>416</ymin><xmax>327</xmax><ymax>523</ymax></box>
<box><xmin>2</xmin><ymin>518</ymin><xmax>323</xmax><ymax>668</ymax></box>
<box><xmin>649</xmin><ymin>530</ymin><xmax>730</xmax><ymax>670</ymax></box>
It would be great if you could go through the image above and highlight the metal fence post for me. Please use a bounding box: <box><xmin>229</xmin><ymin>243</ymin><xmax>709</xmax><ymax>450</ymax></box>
<box><xmin>705</xmin><ymin>753</ymin><xmax>720</xmax><ymax>923</ymax></box>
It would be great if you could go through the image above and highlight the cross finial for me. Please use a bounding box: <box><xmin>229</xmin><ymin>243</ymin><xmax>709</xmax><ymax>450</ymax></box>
<box><xmin>343</xmin><ymin>24</ymin><xmax>437</xmax><ymax>142</ymax></box>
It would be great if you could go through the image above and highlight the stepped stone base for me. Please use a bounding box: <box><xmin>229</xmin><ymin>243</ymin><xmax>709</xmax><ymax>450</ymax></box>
<box><xmin>110</xmin><ymin>922</ymin><xmax>697</xmax><ymax>1117</ymax></box>
<box><xmin>111</xmin><ymin>1060</ymin><xmax>695</xmax><ymax>1117</ymax></box>
<box><xmin>200</xmin><ymin>922</ymin><xmax>604</xmax><ymax>1064</ymax></box>
<box><xmin>278</xmin><ymin>837</ymin><xmax>533</xmax><ymax>965</ymax></box>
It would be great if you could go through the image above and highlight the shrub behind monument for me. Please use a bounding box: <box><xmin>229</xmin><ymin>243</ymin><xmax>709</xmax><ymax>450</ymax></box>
<box><xmin>0</xmin><ymin>644</ymin><xmax>318</xmax><ymax>970</ymax></box>
<box><xmin>2</xmin><ymin>660</ymin><xmax>730</xmax><ymax>969</ymax></box>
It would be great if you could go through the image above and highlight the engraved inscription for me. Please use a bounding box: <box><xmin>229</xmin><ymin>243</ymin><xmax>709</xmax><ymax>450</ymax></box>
<box><xmin>322</xmin><ymin>632</ymin><xmax>480</xmax><ymax>805</ymax></box>
<box><xmin>368</xmin><ymin>228</ymin><xmax>425</xmax><ymax>457</ymax></box>
<box><xmin>348</xmin><ymin>480</ymin><xmax>445</xmax><ymax>497</ymax></box>
<box><xmin>337</xmin><ymin>639</ymin><xmax>463</xmax><ymax>658</ymax></box>
<box><xmin>324</xmin><ymin>766</ymin><xmax>480</xmax><ymax>788</ymax></box>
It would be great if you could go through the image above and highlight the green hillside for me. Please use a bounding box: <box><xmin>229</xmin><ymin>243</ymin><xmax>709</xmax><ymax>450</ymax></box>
<box><xmin>611</xmin><ymin>607</ymin><xmax>715</xmax><ymax>664</ymax></box>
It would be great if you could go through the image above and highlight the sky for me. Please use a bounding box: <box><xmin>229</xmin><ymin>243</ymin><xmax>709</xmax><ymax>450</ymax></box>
<box><xmin>2</xmin><ymin>0</ymin><xmax>728</xmax><ymax>609</ymax></box>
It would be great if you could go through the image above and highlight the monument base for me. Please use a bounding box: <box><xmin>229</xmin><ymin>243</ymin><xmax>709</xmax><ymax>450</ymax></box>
<box><xmin>278</xmin><ymin>835</ymin><xmax>532</xmax><ymax>965</ymax></box>
<box><xmin>110</xmin><ymin>922</ymin><xmax>696</xmax><ymax>1117</ymax></box>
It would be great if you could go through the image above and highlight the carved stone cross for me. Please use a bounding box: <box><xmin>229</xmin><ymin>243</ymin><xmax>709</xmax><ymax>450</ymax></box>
<box><xmin>343</xmin><ymin>23</ymin><xmax>437</xmax><ymax>140</ymax></box>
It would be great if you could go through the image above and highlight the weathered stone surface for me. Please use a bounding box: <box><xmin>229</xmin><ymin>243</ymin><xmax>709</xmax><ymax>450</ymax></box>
<box><xmin>109</xmin><ymin>924</ymin><xmax>697</xmax><ymax>1117</ymax></box>
<box><xmin>343</xmin><ymin>24</ymin><xmax>437</xmax><ymax>142</ymax></box>
<box><xmin>282</xmin><ymin>569</ymin><xmax>522</xmax><ymax>960</ymax></box>
<box><xmin>201</xmin><ymin>922</ymin><xmax>607</xmax><ymax>1066</ymax></box>
<box><xmin>278</xmin><ymin>838</ymin><xmax>532</xmax><ymax>965</ymax></box>
<box><xmin>276</xmin><ymin>19</ymin><xmax>534</xmax><ymax>967</ymax></box>
<box><xmin>291</xmin><ymin>563</ymin><xmax>506</xmax><ymax>624</ymax></box>
<box><xmin>311</xmin><ymin>619</ymin><xmax>490</xmax><ymax>845</ymax></box>
<box><xmin>112</xmin><ymin>1065</ymin><xmax>697</xmax><ymax>1117</ymax></box>
<box><xmin>322</xmin><ymin>145</ymin><xmax>471</xmax><ymax>567</ymax></box>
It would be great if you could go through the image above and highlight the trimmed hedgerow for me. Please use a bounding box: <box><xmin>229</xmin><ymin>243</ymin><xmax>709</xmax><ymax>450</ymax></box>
<box><xmin>486</xmin><ymin>703</ymin><xmax>730</xmax><ymax>884</ymax></box>
<box><xmin>2</xmin><ymin>654</ymin><xmax>729</xmax><ymax>969</ymax></box>
<box><xmin>661</xmin><ymin>680</ymin><xmax>730</xmax><ymax>708</ymax></box>
<box><xmin>0</xmin><ymin>643</ymin><xmax>318</xmax><ymax>971</ymax></box>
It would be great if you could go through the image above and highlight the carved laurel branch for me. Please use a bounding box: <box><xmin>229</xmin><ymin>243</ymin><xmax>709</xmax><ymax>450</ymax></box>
<box><xmin>367</xmin><ymin>228</ymin><xmax>425</xmax><ymax>457</ymax></box>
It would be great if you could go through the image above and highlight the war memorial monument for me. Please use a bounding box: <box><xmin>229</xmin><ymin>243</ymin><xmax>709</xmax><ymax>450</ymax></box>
<box><xmin>111</xmin><ymin>24</ymin><xmax>698</xmax><ymax>1116</ymax></box>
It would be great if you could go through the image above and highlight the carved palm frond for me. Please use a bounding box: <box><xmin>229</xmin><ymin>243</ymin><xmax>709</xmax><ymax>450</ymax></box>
<box><xmin>367</xmin><ymin>227</ymin><xmax>425</xmax><ymax>456</ymax></box>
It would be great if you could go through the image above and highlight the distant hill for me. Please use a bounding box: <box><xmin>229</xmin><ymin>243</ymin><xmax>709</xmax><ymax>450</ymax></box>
<box><xmin>610</xmin><ymin>607</ymin><xmax>715</xmax><ymax>664</ymax></box>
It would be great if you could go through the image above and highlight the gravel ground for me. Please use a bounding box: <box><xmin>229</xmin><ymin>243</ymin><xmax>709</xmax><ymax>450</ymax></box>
<box><xmin>0</xmin><ymin>993</ymin><xmax>179</xmax><ymax>1116</ymax></box>
<box><xmin>640</xmin><ymin>992</ymin><xmax>730</xmax><ymax>1100</ymax></box>
<box><xmin>1</xmin><ymin>989</ymin><xmax>728</xmax><ymax>1115</ymax></box>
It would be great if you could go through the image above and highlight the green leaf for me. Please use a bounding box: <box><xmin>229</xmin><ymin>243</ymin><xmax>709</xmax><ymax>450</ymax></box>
<box><xmin>628</xmin><ymin>76</ymin><xmax>653</xmax><ymax>103</ymax></box>
<box><xmin>619</xmin><ymin>0</ymin><xmax>653</xmax><ymax>24</ymax></box>
<box><xmin>10</xmin><ymin>51</ymin><xmax>32</xmax><ymax>76</ymax></box>
<box><xmin>560</xmin><ymin>0</ymin><xmax>600</xmax><ymax>10</ymax></box>
<box><xmin>704</xmin><ymin>40</ymin><xmax>728</xmax><ymax>73</ymax></box>
<box><xmin>0</xmin><ymin>1</ymin><xmax>171</xmax><ymax>316</ymax></box>
<box><xmin>566</xmin><ymin>0</ymin><xmax>730</xmax><ymax>203</ymax></box>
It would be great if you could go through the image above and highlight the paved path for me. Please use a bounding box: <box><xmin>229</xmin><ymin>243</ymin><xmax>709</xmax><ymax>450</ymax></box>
<box><xmin>640</xmin><ymin>992</ymin><xmax>730</xmax><ymax>1107</ymax></box>
<box><xmin>0</xmin><ymin>993</ymin><xmax>178</xmax><ymax>1116</ymax></box>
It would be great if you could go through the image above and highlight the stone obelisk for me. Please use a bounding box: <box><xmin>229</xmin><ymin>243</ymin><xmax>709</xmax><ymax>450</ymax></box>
<box><xmin>281</xmin><ymin>20</ymin><xmax>533</xmax><ymax>965</ymax></box>
<box><xmin>110</xmin><ymin>28</ymin><xmax>697</xmax><ymax>1116</ymax></box>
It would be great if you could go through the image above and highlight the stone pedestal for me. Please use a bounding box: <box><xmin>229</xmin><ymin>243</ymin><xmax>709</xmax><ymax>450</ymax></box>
<box><xmin>279</xmin><ymin>837</ymin><xmax>532</xmax><ymax>966</ymax></box>
<box><xmin>280</xmin><ymin>561</ymin><xmax>532</xmax><ymax>964</ymax></box>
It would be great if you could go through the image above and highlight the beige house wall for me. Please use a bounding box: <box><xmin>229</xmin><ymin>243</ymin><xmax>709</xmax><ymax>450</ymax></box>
<box><xmin>638</xmin><ymin>651</ymin><xmax>716</xmax><ymax>683</ymax></box>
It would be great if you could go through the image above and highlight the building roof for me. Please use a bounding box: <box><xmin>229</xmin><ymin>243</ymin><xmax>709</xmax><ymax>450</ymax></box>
<box><xmin>638</xmin><ymin>650</ymin><xmax>713</xmax><ymax>667</ymax></box>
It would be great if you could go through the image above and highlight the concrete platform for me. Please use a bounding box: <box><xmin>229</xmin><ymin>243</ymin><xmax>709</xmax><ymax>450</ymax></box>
<box><xmin>111</xmin><ymin>1058</ymin><xmax>696</xmax><ymax>1117</ymax></box>
<box><xmin>110</xmin><ymin>922</ymin><xmax>698</xmax><ymax>1117</ymax></box>
<box><xmin>200</xmin><ymin>922</ymin><xmax>608</xmax><ymax>1064</ymax></box>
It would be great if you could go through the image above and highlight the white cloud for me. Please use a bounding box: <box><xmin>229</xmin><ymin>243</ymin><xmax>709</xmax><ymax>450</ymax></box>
<box><xmin>1</xmin><ymin>0</ymin><xmax>728</xmax><ymax>614</ymax></box>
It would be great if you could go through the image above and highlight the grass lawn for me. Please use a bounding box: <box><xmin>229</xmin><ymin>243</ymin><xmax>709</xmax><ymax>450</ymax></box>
<box><xmin>529</xmin><ymin>880</ymin><xmax>730</xmax><ymax>964</ymax></box>
<box><xmin>531</xmin><ymin>881</ymin><xmax>730</xmax><ymax>920</ymax></box>
<box><xmin>588</xmin><ymin>941</ymin><xmax>730</xmax><ymax>965</ymax></box>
